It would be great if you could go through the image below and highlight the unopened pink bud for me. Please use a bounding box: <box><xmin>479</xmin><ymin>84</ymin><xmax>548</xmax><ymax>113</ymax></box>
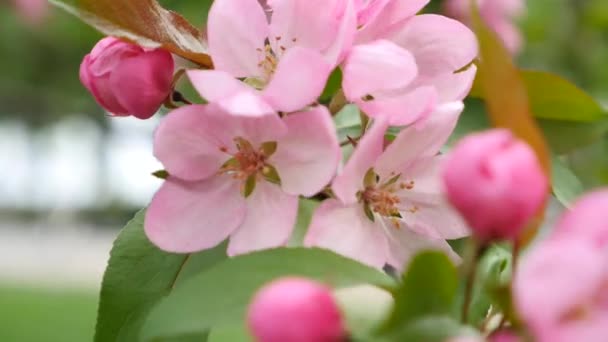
<box><xmin>247</xmin><ymin>277</ymin><xmax>346</xmax><ymax>342</ymax></box>
<box><xmin>79</xmin><ymin>37</ymin><xmax>174</xmax><ymax>119</ymax></box>
<box><xmin>442</xmin><ymin>129</ymin><xmax>548</xmax><ymax>243</ymax></box>
<box><xmin>13</xmin><ymin>0</ymin><xmax>48</xmax><ymax>26</ymax></box>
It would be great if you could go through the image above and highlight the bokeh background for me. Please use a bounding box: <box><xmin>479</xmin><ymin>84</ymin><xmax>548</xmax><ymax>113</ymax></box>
<box><xmin>0</xmin><ymin>0</ymin><xmax>607</xmax><ymax>341</ymax></box>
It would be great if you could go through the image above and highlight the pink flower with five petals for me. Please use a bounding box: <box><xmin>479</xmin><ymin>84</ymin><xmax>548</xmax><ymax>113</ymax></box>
<box><xmin>145</xmin><ymin>83</ymin><xmax>340</xmax><ymax>256</ymax></box>
<box><xmin>304</xmin><ymin>102</ymin><xmax>468</xmax><ymax>270</ymax></box>
<box><xmin>342</xmin><ymin>1</ymin><xmax>479</xmax><ymax>125</ymax></box>
<box><xmin>206</xmin><ymin>0</ymin><xmax>356</xmax><ymax>113</ymax></box>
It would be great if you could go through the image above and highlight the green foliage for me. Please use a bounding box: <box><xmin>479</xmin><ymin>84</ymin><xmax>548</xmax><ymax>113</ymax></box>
<box><xmin>552</xmin><ymin>156</ymin><xmax>585</xmax><ymax>207</ymax></box>
<box><xmin>95</xmin><ymin>210</ymin><xmax>226</xmax><ymax>342</ymax></box>
<box><xmin>379</xmin><ymin>252</ymin><xmax>458</xmax><ymax>333</ymax></box>
<box><xmin>141</xmin><ymin>248</ymin><xmax>395</xmax><ymax>341</ymax></box>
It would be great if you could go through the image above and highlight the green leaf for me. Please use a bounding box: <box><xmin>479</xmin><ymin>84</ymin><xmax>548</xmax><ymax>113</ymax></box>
<box><xmin>141</xmin><ymin>248</ymin><xmax>396</xmax><ymax>341</ymax></box>
<box><xmin>552</xmin><ymin>156</ymin><xmax>585</xmax><ymax>207</ymax></box>
<box><xmin>49</xmin><ymin>0</ymin><xmax>212</xmax><ymax>67</ymax></box>
<box><xmin>321</xmin><ymin>68</ymin><xmax>343</xmax><ymax>102</ymax></box>
<box><xmin>379</xmin><ymin>252</ymin><xmax>458</xmax><ymax>333</ymax></box>
<box><xmin>539</xmin><ymin>117</ymin><xmax>608</xmax><ymax>153</ymax></box>
<box><xmin>334</xmin><ymin>104</ymin><xmax>362</xmax><ymax>142</ymax></box>
<box><xmin>521</xmin><ymin>70</ymin><xmax>607</xmax><ymax>122</ymax></box>
<box><xmin>471</xmin><ymin>70</ymin><xmax>607</xmax><ymax>122</ymax></box>
<box><xmin>288</xmin><ymin>198</ymin><xmax>319</xmax><ymax>246</ymax></box>
<box><xmin>334</xmin><ymin>285</ymin><xmax>394</xmax><ymax>339</ymax></box>
<box><xmin>94</xmin><ymin>210</ymin><xmax>226</xmax><ymax>342</ymax></box>
<box><xmin>453</xmin><ymin>245</ymin><xmax>512</xmax><ymax>326</ymax></box>
<box><xmin>378</xmin><ymin>316</ymin><xmax>479</xmax><ymax>342</ymax></box>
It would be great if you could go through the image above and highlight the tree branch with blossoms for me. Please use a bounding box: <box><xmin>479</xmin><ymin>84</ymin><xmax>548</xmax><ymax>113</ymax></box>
<box><xmin>46</xmin><ymin>0</ymin><xmax>608</xmax><ymax>341</ymax></box>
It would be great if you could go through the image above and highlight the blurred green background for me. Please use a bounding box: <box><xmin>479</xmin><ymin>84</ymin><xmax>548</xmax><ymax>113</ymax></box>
<box><xmin>0</xmin><ymin>0</ymin><xmax>607</xmax><ymax>341</ymax></box>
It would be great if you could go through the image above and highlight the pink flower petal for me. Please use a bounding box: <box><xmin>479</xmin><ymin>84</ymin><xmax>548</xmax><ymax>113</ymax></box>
<box><xmin>358</xmin><ymin>85</ymin><xmax>437</xmax><ymax>126</ymax></box>
<box><xmin>262</xmin><ymin>47</ymin><xmax>332</xmax><ymax>113</ymax></box>
<box><xmin>154</xmin><ymin>105</ymin><xmax>233</xmax><ymax>181</ymax></box>
<box><xmin>375</xmin><ymin>101</ymin><xmax>463</xmax><ymax>176</ymax></box>
<box><xmin>208</xmin><ymin>0</ymin><xmax>269</xmax><ymax>78</ymax></box>
<box><xmin>227</xmin><ymin>181</ymin><xmax>299</xmax><ymax>256</ymax></box>
<box><xmin>269</xmin><ymin>0</ymin><xmax>346</xmax><ymax>53</ymax></box>
<box><xmin>110</xmin><ymin>50</ymin><xmax>174</xmax><ymax>119</ymax></box>
<box><xmin>332</xmin><ymin>119</ymin><xmax>389</xmax><ymax>205</ymax></box>
<box><xmin>514</xmin><ymin>238</ymin><xmax>605</xmax><ymax>328</ymax></box>
<box><xmin>304</xmin><ymin>199</ymin><xmax>388</xmax><ymax>268</ymax></box>
<box><xmin>187</xmin><ymin>70</ymin><xmax>278</xmax><ymax>118</ymax></box>
<box><xmin>145</xmin><ymin>176</ymin><xmax>246</xmax><ymax>253</ymax></box>
<box><xmin>321</xmin><ymin>0</ymin><xmax>357</xmax><ymax>65</ymax></box>
<box><xmin>395</xmin><ymin>157</ymin><xmax>469</xmax><ymax>239</ymax></box>
<box><xmin>342</xmin><ymin>40</ymin><xmax>417</xmax><ymax>100</ymax></box>
<box><xmin>385</xmin><ymin>222</ymin><xmax>460</xmax><ymax>271</ymax></box>
<box><xmin>272</xmin><ymin>106</ymin><xmax>341</xmax><ymax>196</ymax></box>
<box><xmin>187</xmin><ymin>70</ymin><xmax>253</xmax><ymax>103</ymax></box>
<box><xmin>356</xmin><ymin>0</ymin><xmax>430</xmax><ymax>43</ymax></box>
<box><xmin>389</xmin><ymin>14</ymin><xmax>478</xmax><ymax>100</ymax></box>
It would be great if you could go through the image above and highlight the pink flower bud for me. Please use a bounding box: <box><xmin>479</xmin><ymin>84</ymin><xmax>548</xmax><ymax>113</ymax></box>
<box><xmin>247</xmin><ymin>277</ymin><xmax>346</xmax><ymax>342</ymax></box>
<box><xmin>553</xmin><ymin>189</ymin><xmax>608</xmax><ymax>248</ymax></box>
<box><xmin>13</xmin><ymin>0</ymin><xmax>49</xmax><ymax>26</ymax></box>
<box><xmin>442</xmin><ymin>129</ymin><xmax>548</xmax><ymax>243</ymax></box>
<box><xmin>79</xmin><ymin>37</ymin><xmax>174</xmax><ymax>119</ymax></box>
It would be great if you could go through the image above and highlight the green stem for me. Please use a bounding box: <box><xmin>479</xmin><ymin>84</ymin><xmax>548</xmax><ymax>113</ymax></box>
<box><xmin>462</xmin><ymin>240</ymin><xmax>483</xmax><ymax>324</ymax></box>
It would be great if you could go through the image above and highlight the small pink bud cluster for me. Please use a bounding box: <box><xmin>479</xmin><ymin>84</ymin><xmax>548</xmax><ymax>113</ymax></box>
<box><xmin>247</xmin><ymin>277</ymin><xmax>346</xmax><ymax>342</ymax></box>
<box><xmin>442</xmin><ymin>129</ymin><xmax>548</xmax><ymax>243</ymax></box>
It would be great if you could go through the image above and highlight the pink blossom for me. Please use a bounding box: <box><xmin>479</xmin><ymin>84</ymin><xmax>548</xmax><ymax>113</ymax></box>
<box><xmin>444</xmin><ymin>0</ymin><xmax>525</xmax><ymax>54</ymax></box>
<box><xmin>552</xmin><ymin>189</ymin><xmax>608</xmax><ymax>248</ymax></box>
<box><xmin>342</xmin><ymin>9</ymin><xmax>478</xmax><ymax>125</ymax></box>
<box><xmin>514</xmin><ymin>237</ymin><xmax>608</xmax><ymax>342</ymax></box>
<box><xmin>247</xmin><ymin>277</ymin><xmax>345</xmax><ymax>342</ymax></box>
<box><xmin>79</xmin><ymin>37</ymin><xmax>174</xmax><ymax>119</ymax></box>
<box><xmin>13</xmin><ymin>0</ymin><xmax>49</xmax><ymax>26</ymax></box>
<box><xmin>442</xmin><ymin>129</ymin><xmax>547</xmax><ymax>243</ymax></box>
<box><xmin>305</xmin><ymin>102</ymin><xmax>468</xmax><ymax>270</ymax></box>
<box><xmin>145</xmin><ymin>85</ymin><xmax>340</xmax><ymax>255</ymax></box>
<box><xmin>490</xmin><ymin>331</ymin><xmax>521</xmax><ymax>342</ymax></box>
<box><xmin>206</xmin><ymin>0</ymin><xmax>356</xmax><ymax>113</ymax></box>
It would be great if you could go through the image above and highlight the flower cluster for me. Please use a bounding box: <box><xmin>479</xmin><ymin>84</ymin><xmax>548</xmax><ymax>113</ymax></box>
<box><xmin>79</xmin><ymin>0</ymin><xmax>479</xmax><ymax>270</ymax></box>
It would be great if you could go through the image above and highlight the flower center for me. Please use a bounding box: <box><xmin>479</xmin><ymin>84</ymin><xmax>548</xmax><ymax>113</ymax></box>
<box><xmin>357</xmin><ymin>169</ymin><xmax>417</xmax><ymax>225</ymax></box>
<box><xmin>219</xmin><ymin>137</ymin><xmax>280</xmax><ymax>197</ymax></box>
<box><xmin>251</xmin><ymin>36</ymin><xmax>298</xmax><ymax>86</ymax></box>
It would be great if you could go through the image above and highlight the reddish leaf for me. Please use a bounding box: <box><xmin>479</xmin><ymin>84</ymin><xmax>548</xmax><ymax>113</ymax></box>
<box><xmin>50</xmin><ymin>0</ymin><xmax>213</xmax><ymax>67</ymax></box>
<box><xmin>471</xmin><ymin>6</ymin><xmax>551</xmax><ymax>244</ymax></box>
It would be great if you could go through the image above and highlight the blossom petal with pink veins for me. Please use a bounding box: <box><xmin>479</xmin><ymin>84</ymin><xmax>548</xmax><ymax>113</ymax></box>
<box><xmin>332</xmin><ymin>119</ymin><xmax>389</xmax><ymax>204</ymax></box>
<box><xmin>208</xmin><ymin>0</ymin><xmax>269</xmax><ymax>78</ymax></box>
<box><xmin>375</xmin><ymin>101</ymin><xmax>463</xmax><ymax>175</ymax></box>
<box><xmin>269</xmin><ymin>0</ymin><xmax>346</xmax><ymax>54</ymax></box>
<box><xmin>188</xmin><ymin>69</ymin><xmax>276</xmax><ymax>118</ymax></box>
<box><xmin>358</xmin><ymin>86</ymin><xmax>437</xmax><ymax>126</ymax></box>
<box><xmin>154</xmin><ymin>104</ymin><xmax>287</xmax><ymax>181</ymax></box>
<box><xmin>394</xmin><ymin>157</ymin><xmax>469</xmax><ymax>239</ymax></box>
<box><xmin>145</xmin><ymin>176</ymin><xmax>246</xmax><ymax>253</ymax></box>
<box><xmin>342</xmin><ymin>40</ymin><xmax>417</xmax><ymax>100</ymax></box>
<box><xmin>356</xmin><ymin>0</ymin><xmax>430</xmax><ymax>43</ymax></box>
<box><xmin>227</xmin><ymin>182</ymin><xmax>299</xmax><ymax>256</ymax></box>
<box><xmin>304</xmin><ymin>199</ymin><xmax>388</xmax><ymax>268</ymax></box>
<box><xmin>385</xmin><ymin>223</ymin><xmax>460</xmax><ymax>271</ymax></box>
<box><xmin>272</xmin><ymin>106</ymin><xmax>340</xmax><ymax>196</ymax></box>
<box><xmin>389</xmin><ymin>14</ymin><xmax>478</xmax><ymax>82</ymax></box>
<box><xmin>262</xmin><ymin>47</ymin><xmax>332</xmax><ymax>113</ymax></box>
